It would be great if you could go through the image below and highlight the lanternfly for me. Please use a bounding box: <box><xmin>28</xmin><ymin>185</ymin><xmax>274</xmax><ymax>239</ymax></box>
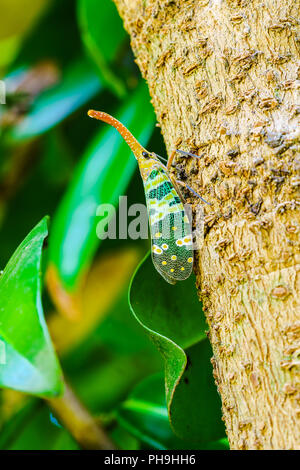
<box><xmin>88</xmin><ymin>110</ymin><xmax>210</xmax><ymax>284</ymax></box>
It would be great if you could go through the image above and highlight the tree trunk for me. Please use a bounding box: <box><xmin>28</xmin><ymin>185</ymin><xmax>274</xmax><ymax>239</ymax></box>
<box><xmin>112</xmin><ymin>0</ymin><xmax>300</xmax><ymax>449</ymax></box>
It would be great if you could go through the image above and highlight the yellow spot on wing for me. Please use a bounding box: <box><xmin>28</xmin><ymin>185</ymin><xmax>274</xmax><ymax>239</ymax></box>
<box><xmin>152</xmin><ymin>244</ymin><xmax>163</xmax><ymax>254</ymax></box>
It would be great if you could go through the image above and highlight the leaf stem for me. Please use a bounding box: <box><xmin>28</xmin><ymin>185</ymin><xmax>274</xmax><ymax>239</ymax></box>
<box><xmin>47</xmin><ymin>380</ymin><xmax>116</xmax><ymax>450</ymax></box>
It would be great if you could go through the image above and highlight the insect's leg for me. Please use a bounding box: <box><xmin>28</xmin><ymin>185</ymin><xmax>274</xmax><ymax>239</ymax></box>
<box><xmin>175</xmin><ymin>180</ymin><xmax>212</xmax><ymax>206</ymax></box>
<box><xmin>167</xmin><ymin>149</ymin><xmax>202</xmax><ymax>171</ymax></box>
<box><xmin>175</xmin><ymin>149</ymin><xmax>202</xmax><ymax>159</ymax></box>
<box><xmin>153</xmin><ymin>153</ymin><xmax>168</xmax><ymax>164</ymax></box>
<box><xmin>167</xmin><ymin>150</ymin><xmax>177</xmax><ymax>171</ymax></box>
<box><xmin>168</xmin><ymin>150</ymin><xmax>210</xmax><ymax>204</ymax></box>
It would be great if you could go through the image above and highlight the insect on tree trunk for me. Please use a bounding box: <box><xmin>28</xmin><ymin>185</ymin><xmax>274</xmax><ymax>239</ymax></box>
<box><xmin>112</xmin><ymin>0</ymin><xmax>300</xmax><ymax>449</ymax></box>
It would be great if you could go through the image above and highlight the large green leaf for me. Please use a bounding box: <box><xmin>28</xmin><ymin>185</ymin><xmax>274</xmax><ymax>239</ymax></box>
<box><xmin>47</xmin><ymin>84</ymin><xmax>155</xmax><ymax>316</ymax></box>
<box><xmin>77</xmin><ymin>0</ymin><xmax>127</xmax><ymax>97</ymax></box>
<box><xmin>129</xmin><ymin>253</ymin><xmax>225</xmax><ymax>443</ymax></box>
<box><xmin>8</xmin><ymin>57</ymin><xmax>102</xmax><ymax>142</ymax></box>
<box><xmin>118</xmin><ymin>373</ymin><xmax>229</xmax><ymax>450</ymax></box>
<box><xmin>0</xmin><ymin>217</ymin><xmax>63</xmax><ymax>397</ymax></box>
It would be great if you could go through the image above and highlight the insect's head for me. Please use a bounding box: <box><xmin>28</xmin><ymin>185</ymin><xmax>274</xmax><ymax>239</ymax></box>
<box><xmin>140</xmin><ymin>150</ymin><xmax>159</xmax><ymax>162</ymax></box>
<box><xmin>137</xmin><ymin>150</ymin><xmax>159</xmax><ymax>180</ymax></box>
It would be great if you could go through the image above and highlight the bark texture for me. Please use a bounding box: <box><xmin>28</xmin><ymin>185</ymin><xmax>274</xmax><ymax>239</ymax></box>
<box><xmin>112</xmin><ymin>0</ymin><xmax>300</xmax><ymax>449</ymax></box>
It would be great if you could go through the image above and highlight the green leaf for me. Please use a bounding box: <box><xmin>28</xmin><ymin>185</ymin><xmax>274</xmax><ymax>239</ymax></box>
<box><xmin>118</xmin><ymin>373</ymin><xmax>185</xmax><ymax>450</ymax></box>
<box><xmin>70</xmin><ymin>352</ymin><xmax>160</xmax><ymax>415</ymax></box>
<box><xmin>77</xmin><ymin>0</ymin><xmax>127</xmax><ymax>97</ymax></box>
<box><xmin>169</xmin><ymin>340</ymin><xmax>225</xmax><ymax>443</ymax></box>
<box><xmin>110</xmin><ymin>425</ymin><xmax>140</xmax><ymax>451</ymax></box>
<box><xmin>0</xmin><ymin>398</ymin><xmax>37</xmax><ymax>449</ymax></box>
<box><xmin>129</xmin><ymin>253</ymin><xmax>225</xmax><ymax>444</ymax></box>
<box><xmin>4</xmin><ymin>405</ymin><xmax>79</xmax><ymax>450</ymax></box>
<box><xmin>47</xmin><ymin>83</ymin><xmax>155</xmax><ymax>317</ymax></box>
<box><xmin>118</xmin><ymin>374</ymin><xmax>229</xmax><ymax>450</ymax></box>
<box><xmin>8</xmin><ymin>57</ymin><xmax>102</xmax><ymax>142</ymax></box>
<box><xmin>0</xmin><ymin>217</ymin><xmax>63</xmax><ymax>397</ymax></box>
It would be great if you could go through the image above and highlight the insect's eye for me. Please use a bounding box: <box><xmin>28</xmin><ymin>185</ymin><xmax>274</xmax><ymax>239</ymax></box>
<box><xmin>142</xmin><ymin>151</ymin><xmax>150</xmax><ymax>159</ymax></box>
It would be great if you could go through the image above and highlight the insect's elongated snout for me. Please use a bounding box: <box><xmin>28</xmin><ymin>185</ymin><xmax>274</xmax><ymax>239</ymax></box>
<box><xmin>88</xmin><ymin>109</ymin><xmax>145</xmax><ymax>157</ymax></box>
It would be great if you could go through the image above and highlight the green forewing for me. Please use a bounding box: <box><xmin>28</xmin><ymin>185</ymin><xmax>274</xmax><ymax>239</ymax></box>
<box><xmin>143</xmin><ymin>164</ymin><xmax>193</xmax><ymax>284</ymax></box>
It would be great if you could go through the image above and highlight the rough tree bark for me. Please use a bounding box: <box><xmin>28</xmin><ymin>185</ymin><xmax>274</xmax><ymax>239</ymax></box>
<box><xmin>112</xmin><ymin>0</ymin><xmax>300</xmax><ymax>449</ymax></box>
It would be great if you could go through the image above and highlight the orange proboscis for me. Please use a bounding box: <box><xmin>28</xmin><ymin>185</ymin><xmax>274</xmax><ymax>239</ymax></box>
<box><xmin>88</xmin><ymin>110</ymin><xmax>145</xmax><ymax>157</ymax></box>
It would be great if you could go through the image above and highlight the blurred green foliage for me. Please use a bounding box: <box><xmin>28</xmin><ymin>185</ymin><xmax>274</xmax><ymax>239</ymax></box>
<box><xmin>0</xmin><ymin>0</ymin><xmax>228</xmax><ymax>450</ymax></box>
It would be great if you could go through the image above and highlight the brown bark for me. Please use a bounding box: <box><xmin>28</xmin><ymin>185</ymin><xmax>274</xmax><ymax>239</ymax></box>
<box><xmin>112</xmin><ymin>0</ymin><xmax>300</xmax><ymax>449</ymax></box>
